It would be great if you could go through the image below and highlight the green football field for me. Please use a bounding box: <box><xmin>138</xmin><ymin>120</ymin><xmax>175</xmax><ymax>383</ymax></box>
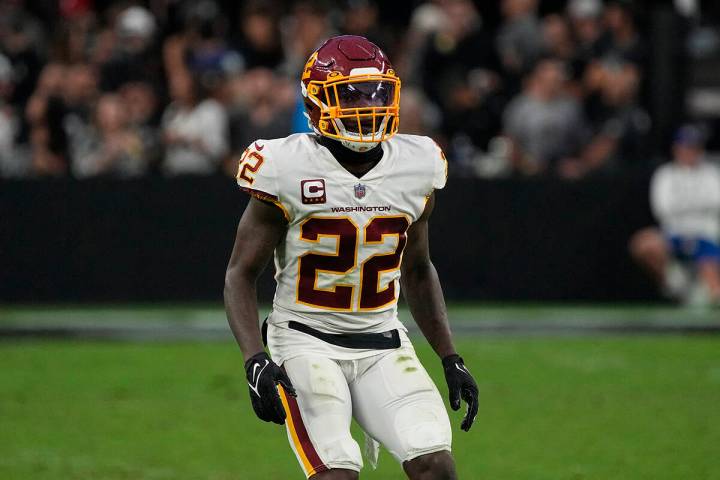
<box><xmin>1</xmin><ymin>305</ymin><xmax>719</xmax><ymax>479</ymax></box>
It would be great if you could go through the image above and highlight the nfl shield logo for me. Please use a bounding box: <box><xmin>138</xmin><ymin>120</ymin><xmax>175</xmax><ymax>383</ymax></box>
<box><xmin>354</xmin><ymin>183</ymin><xmax>366</xmax><ymax>199</ymax></box>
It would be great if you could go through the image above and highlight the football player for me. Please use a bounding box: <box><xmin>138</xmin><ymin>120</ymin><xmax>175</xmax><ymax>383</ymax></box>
<box><xmin>224</xmin><ymin>35</ymin><xmax>479</xmax><ymax>480</ymax></box>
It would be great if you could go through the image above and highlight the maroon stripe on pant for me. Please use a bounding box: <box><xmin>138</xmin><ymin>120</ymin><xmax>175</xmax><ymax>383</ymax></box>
<box><xmin>284</xmin><ymin>391</ymin><xmax>328</xmax><ymax>475</ymax></box>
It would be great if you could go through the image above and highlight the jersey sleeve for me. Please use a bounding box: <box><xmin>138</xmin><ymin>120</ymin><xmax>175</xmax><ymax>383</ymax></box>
<box><xmin>431</xmin><ymin>140</ymin><xmax>448</xmax><ymax>190</ymax></box>
<box><xmin>235</xmin><ymin>141</ymin><xmax>290</xmax><ymax>220</ymax></box>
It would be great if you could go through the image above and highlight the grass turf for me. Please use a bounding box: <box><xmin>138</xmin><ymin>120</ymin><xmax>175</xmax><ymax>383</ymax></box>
<box><xmin>1</xmin><ymin>337</ymin><xmax>719</xmax><ymax>479</ymax></box>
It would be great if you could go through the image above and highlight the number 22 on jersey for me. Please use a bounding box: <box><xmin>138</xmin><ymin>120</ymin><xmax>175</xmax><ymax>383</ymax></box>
<box><xmin>237</xmin><ymin>149</ymin><xmax>264</xmax><ymax>184</ymax></box>
<box><xmin>296</xmin><ymin>216</ymin><xmax>410</xmax><ymax>311</ymax></box>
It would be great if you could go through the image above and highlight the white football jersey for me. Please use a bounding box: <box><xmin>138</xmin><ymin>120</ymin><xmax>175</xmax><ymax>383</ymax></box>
<box><xmin>236</xmin><ymin>133</ymin><xmax>447</xmax><ymax>360</ymax></box>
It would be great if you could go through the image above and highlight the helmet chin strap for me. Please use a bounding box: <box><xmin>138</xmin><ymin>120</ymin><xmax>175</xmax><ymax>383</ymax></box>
<box><xmin>332</xmin><ymin>115</ymin><xmax>389</xmax><ymax>152</ymax></box>
<box><xmin>304</xmin><ymin>111</ymin><xmax>376</xmax><ymax>151</ymax></box>
<box><xmin>318</xmin><ymin>135</ymin><xmax>384</xmax><ymax>167</ymax></box>
<box><xmin>340</xmin><ymin>138</ymin><xmax>380</xmax><ymax>152</ymax></box>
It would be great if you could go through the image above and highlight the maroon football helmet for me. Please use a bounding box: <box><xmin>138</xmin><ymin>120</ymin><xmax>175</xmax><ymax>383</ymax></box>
<box><xmin>301</xmin><ymin>35</ymin><xmax>401</xmax><ymax>152</ymax></box>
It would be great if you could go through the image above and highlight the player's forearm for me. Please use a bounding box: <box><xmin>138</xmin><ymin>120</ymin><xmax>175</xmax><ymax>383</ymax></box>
<box><xmin>224</xmin><ymin>267</ymin><xmax>265</xmax><ymax>362</ymax></box>
<box><xmin>401</xmin><ymin>261</ymin><xmax>457</xmax><ymax>359</ymax></box>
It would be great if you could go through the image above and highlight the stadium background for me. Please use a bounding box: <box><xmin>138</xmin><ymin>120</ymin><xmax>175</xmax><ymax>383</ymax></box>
<box><xmin>1</xmin><ymin>0</ymin><xmax>719</xmax><ymax>479</ymax></box>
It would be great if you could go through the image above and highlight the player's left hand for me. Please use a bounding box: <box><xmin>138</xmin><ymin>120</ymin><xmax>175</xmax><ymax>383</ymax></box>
<box><xmin>245</xmin><ymin>351</ymin><xmax>296</xmax><ymax>425</ymax></box>
<box><xmin>442</xmin><ymin>354</ymin><xmax>479</xmax><ymax>432</ymax></box>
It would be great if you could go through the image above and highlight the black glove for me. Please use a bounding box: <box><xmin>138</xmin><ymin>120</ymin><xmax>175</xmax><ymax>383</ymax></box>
<box><xmin>442</xmin><ymin>354</ymin><xmax>479</xmax><ymax>432</ymax></box>
<box><xmin>245</xmin><ymin>352</ymin><xmax>296</xmax><ymax>425</ymax></box>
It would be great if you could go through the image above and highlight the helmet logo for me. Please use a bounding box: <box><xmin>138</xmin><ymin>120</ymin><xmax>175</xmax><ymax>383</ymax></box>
<box><xmin>302</xmin><ymin>51</ymin><xmax>318</xmax><ymax>81</ymax></box>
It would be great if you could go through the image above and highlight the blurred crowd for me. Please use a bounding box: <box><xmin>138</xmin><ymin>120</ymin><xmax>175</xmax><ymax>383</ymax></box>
<box><xmin>0</xmin><ymin>0</ymin><xmax>670</xmax><ymax>180</ymax></box>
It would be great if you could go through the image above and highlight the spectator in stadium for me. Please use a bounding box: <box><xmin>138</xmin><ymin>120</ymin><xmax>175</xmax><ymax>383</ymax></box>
<box><xmin>593</xmin><ymin>0</ymin><xmax>645</xmax><ymax>68</ymax></box>
<box><xmin>503</xmin><ymin>58</ymin><xmax>588</xmax><ymax>176</ymax></box>
<box><xmin>0</xmin><ymin>4</ymin><xmax>44</xmax><ymax>112</ymax></box>
<box><xmin>233</xmin><ymin>2</ymin><xmax>285</xmax><ymax>70</ymax></box>
<box><xmin>61</xmin><ymin>63</ymin><xmax>104</xmax><ymax>175</ymax></box>
<box><xmin>0</xmin><ymin>53</ymin><xmax>22</xmax><ymax>177</ymax></box>
<box><xmin>180</xmin><ymin>0</ymin><xmax>244</xmax><ymax>93</ymax></box>
<box><xmin>581</xmin><ymin>3</ymin><xmax>643</xmax><ymax>97</ymax></box>
<box><xmin>25</xmin><ymin>63</ymin><xmax>70</xmax><ymax>176</ymax></box>
<box><xmin>280</xmin><ymin>1</ymin><xmax>336</xmax><ymax>134</ymax></box>
<box><xmin>280</xmin><ymin>1</ymin><xmax>336</xmax><ymax>76</ymax></box>
<box><xmin>541</xmin><ymin>15</ymin><xmax>576</xmax><ymax>62</ymax></box>
<box><xmin>50</xmin><ymin>1</ymin><xmax>96</xmax><ymax>65</ymax></box>
<box><xmin>62</xmin><ymin>63</ymin><xmax>99</xmax><ymax>129</ymax></box>
<box><xmin>418</xmin><ymin>0</ymin><xmax>503</xmax><ymax>157</ymax></box>
<box><xmin>398</xmin><ymin>86</ymin><xmax>441</xmax><ymax>138</ymax></box>
<box><xmin>119</xmin><ymin>81</ymin><xmax>162</xmax><ymax>170</ymax></box>
<box><xmin>629</xmin><ymin>126</ymin><xmax>720</xmax><ymax>305</ymax></box>
<box><xmin>72</xmin><ymin>93</ymin><xmax>148</xmax><ymax>178</ymax></box>
<box><xmin>99</xmin><ymin>5</ymin><xmax>162</xmax><ymax>91</ymax></box>
<box><xmin>225</xmin><ymin>67</ymin><xmax>294</xmax><ymax>175</ymax></box>
<box><xmin>496</xmin><ymin>0</ymin><xmax>543</xmax><ymax>81</ymax></box>
<box><xmin>541</xmin><ymin>14</ymin><xmax>582</xmax><ymax>87</ymax></box>
<box><xmin>161</xmin><ymin>71</ymin><xmax>228</xmax><ymax>175</ymax></box>
<box><xmin>120</xmin><ymin>81</ymin><xmax>160</xmax><ymax>128</ymax></box>
<box><xmin>574</xmin><ymin>58</ymin><xmax>650</xmax><ymax>176</ymax></box>
<box><xmin>340</xmin><ymin>0</ymin><xmax>393</xmax><ymax>55</ymax></box>
<box><xmin>401</xmin><ymin>0</ymin><xmax>450</xmax><ymax>83</ymax></box>
<box><xmin>567</xmin><ymin>0</ymin><xmax>604</xmax><ymax>64</ymax></box>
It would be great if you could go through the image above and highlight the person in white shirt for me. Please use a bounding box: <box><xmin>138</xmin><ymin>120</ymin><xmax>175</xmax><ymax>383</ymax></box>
<box><xmin>629</xmin><ymin>125</ymin><xmax>720</xmax><ymax>304</ymax></box>
<box><xmin>161</xmin><ymin>72</ymin><xmax>228</xmax><ymax>175</ymax></box>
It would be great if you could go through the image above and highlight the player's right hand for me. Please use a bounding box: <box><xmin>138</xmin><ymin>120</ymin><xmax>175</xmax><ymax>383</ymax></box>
<box><xmin>245</xmin><ymin>351</ymin><xmax>296</xmax><ymax>424</ymax></box>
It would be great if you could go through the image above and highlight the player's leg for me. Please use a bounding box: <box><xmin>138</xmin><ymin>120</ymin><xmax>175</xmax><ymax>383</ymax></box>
<box><xmin>698</xmin><ymin>261</ymin><xmax>720</xmax><ymax>302</ymax></box>
<box><xmin>403</xmin><ymin>451</ymin><xmax>457</xmax><ymax>480</ymax></box>
<box><xmin>628</xmin><ymin>228</ymin><xmax>696</xmax><ymax>299</ymax></box>
<box><xmin>280</xmin><ymin>355</ymin><xmax>362</xmax><ymax>479</ymax></box>
<box><xmin>696</xmin><ymin>240</ymin><xmax>720</xmax><ymax>302</ymax></box>
<box><xmin>349</xmin><ymin>344</ymin><xmax>454</xmax><ymax>479</ymax></box>
<box><xmin>310</xmin><ymin>469</ymin><xmax>358</xmax><ymax>480</ymax></box>
<box><xmin>628</xmin><ymin>227</ymin><xmax>669</xmax><ymax>283</ymax></box>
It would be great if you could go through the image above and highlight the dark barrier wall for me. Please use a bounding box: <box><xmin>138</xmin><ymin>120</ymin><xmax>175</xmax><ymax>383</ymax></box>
<box><xmin>0</xmin><ymin>175</ymin><xmax>658</xmax><ymax>303</ymax></box>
